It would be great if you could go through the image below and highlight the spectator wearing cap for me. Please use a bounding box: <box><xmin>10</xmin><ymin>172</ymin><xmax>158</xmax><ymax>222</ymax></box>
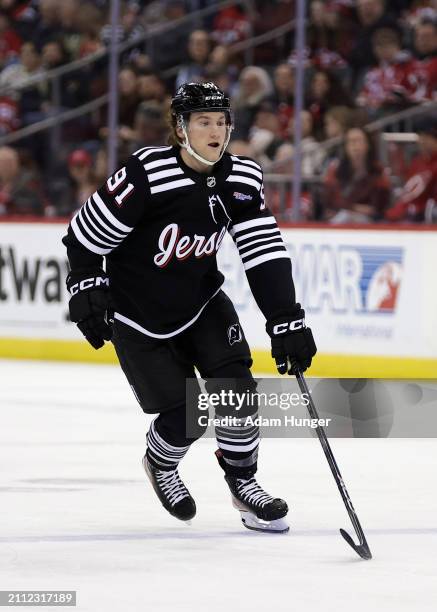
<box><xmin>385</xmin><ymin>119</ymin><xmax>437</xmax><ymax>222</ymax></box>
<box><xmin>54</xmin><ymin>148</ymin><xmax>97</xmax><ymax>217</ymax></box>
<box><xmin>320</xmin><ymin>126</ymin><xmax>391</xmax><ymax>223</ymax></box>
<box><xmin>0</xmin><ymin>146</ymin><xmax>46</xmax><ymax>216</ymax></box>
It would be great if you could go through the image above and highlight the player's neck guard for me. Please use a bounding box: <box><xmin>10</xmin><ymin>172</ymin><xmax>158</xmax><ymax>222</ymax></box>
<box><xmin>179</xmin><ymin>118</ymin><xmax>233</xmax><ymax>167</ymax></box>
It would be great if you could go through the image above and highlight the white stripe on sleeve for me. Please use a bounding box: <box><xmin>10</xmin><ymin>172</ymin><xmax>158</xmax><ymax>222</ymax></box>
<box><xmin>243</xmin><ymin>251</ymin><xmax>290</xmax><ymax>271</ymax></box>
<box><xmin>231</xmin><ymin>156</ymin><xmax>262</xmax><ymax>171</ymax></box>
<box><xmin>86</xmin><ymin>198</ymin><xmax>127</xmax><ymax>240</ymax></box>
<box><xmin>147</xmin><ymin>167</ymin><xmax>184</xmax><ymax>183</ymax></box>
<box><xmin>234</xmin><ymin>227</ymin><xmax>281</xmax><ymax>244</ymax></box>
<box><xmin>150</xmin><ymin>178</ymin><xmax>195</xmax><ymax>194</ymax></box>
<box><xmin>71</xmin><ymin>215</ymin><xmax>112</xmax><ymax>255</ymax></box>
<box><xmin>232</xmin><ymin>163</ymin><xmax>263</xmax><ymax>181</ymax></box>
<box><xmin>92</xmin><ymin>192</ymin><xmax>133</xmax><ymax>232</ymax></box>
<box><xmin>230</xmin><ymin>216</ymin><xmax>276</xmax><ymax>235</ymax></box>
<box><xmin>144</xmin><ymin>157</ymin><xmax>177</xmax><ymax>171</ymax></box>
<box><xmin>226</xmin><ymin>175</ymin><xmax>261</xmax><ymax>190</ymax></box>
<box><xmin>238</xmin><ymin>240</ymin><xmax>285</xmax><ymax>261</ymax></box>
<box><xmin>78</xmin><ymin>207</ymin><xmax>120</xmax><ymax>248</ymax></box>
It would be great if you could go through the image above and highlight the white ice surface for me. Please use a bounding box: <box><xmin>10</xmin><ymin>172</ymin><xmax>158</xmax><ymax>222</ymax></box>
<box><xmin>0</xmin><ymin>359</ymin><xmax>436</xmax><ymax>612</ymax></box>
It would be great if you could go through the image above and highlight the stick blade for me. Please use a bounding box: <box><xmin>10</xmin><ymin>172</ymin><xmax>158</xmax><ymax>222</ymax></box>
<box><xmin>340</xmin><ymin>528</ymin><xmax>372</xmax><ymax>560</ymax></box>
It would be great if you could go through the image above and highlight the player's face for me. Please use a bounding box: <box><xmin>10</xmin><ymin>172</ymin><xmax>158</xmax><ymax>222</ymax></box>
<box><xmin>186</xmin><ymin>112</ymin><xmax>227</xmax><ymax>163</ymax></box>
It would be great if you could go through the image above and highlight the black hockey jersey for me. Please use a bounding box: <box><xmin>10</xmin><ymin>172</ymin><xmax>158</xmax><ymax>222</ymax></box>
<box><xmin>63</xmin><ymin>145</ymin><xmax>296</xmax><ymax>338</ymax></box>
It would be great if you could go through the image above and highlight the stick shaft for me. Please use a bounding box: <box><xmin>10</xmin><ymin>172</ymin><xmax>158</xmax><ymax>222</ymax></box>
<box><xmin>295</xmin><ymin>370</ymin><xmax>369</xmax><ymax>546</ymax></box>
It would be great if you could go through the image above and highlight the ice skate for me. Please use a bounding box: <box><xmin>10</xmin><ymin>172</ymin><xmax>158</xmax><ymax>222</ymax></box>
<box><xmin>142</xmin><ymin>455</ymin><xmax>196</xmax><ymax>522</ymax></box>
<box><xmin>225</xmin><ymin>474</ymin><xmax>289</xmax><ymax>533</ymax></box>
<box><xmin>216</xmin><ymin>451</ymin><xmax>289</xmax><ymax>533</ymax></box>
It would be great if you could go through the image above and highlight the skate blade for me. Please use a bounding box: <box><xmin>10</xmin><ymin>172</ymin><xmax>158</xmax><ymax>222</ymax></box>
<box><xmin>239</xmin><ymin>511</ymin><xmax>290</xmax><ymax>534</ymax></box>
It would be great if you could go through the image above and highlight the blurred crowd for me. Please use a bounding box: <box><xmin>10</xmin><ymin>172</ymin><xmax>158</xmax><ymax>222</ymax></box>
<box><xmin>0</xmin><ymin>0</ymin><xmax>436</xmax><ymax>223</ymax></box>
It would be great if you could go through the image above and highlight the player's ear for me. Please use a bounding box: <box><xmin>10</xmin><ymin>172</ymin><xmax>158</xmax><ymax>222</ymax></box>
<box><xmin>175</xmin><ymin>123</ymin><xmax>184</xmax><ymax>140</ymax></box>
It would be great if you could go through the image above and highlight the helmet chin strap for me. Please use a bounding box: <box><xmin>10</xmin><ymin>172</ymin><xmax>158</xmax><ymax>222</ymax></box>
<box><xmin>179</xmin><ymin>118</ymin><xmax>233</xmax><ymax>167</ymax></box>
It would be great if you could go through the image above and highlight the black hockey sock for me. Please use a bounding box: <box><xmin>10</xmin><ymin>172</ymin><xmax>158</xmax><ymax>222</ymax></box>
<box><xmin>146</xmin><ymin>419</ymin><xmax>191</xmax><ymax>471</ymax></box>
<box><xmin>215</xmin><ymin>414</ymin><xmax>259</xmax><ymax>479</ymax></box>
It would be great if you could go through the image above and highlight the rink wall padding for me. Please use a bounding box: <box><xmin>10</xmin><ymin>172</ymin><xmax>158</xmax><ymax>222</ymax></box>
<box><xmin>0</xmin><ymin>339</ymin><xmax>436</xmax><ymax>378</ymax></box>
<box><xmin>0</xmin><ymin>220</ymin><xmax>436</xmax><ymax>378</ymax></box>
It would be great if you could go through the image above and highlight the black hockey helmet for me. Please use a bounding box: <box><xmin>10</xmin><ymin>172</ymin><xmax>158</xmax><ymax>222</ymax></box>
<box><xmin>171</xmin><ymin>82</ymin><xmax>232</xmax><ymax>123</ymax></box>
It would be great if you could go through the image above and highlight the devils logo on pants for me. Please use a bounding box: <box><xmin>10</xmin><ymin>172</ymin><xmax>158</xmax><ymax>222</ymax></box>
<box><xmin>227</xmin><ymin>323</ymin><xmax>242</xmax><ymax>346</ymax></box>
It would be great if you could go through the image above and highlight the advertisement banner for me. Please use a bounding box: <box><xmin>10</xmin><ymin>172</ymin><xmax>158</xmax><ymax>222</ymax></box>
<box><xmin>0</xmin><ymin>222</ymin><xmax>436</xmax><ymax>367</ymax></box>
<box><xmin>0</xmin><ymin>222</ymin><xmax>73</xmax><ymax>339</ymax></box>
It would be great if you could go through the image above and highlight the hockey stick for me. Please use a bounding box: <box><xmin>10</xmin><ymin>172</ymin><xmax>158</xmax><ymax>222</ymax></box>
<box><xmin>293</xmin><ymin>367</ymin><xmax>372</xmax><ymax>560</ymax></box>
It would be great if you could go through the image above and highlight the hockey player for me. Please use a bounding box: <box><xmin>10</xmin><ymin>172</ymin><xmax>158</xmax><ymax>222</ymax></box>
<box><xmin>62</xmin><ymin>82</ymin><xmax>317</xmax><ymax>533</ymax></box>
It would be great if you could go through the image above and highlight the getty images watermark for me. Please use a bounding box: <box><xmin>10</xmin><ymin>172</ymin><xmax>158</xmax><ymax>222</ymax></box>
<box><xmin>195</xmin><ymin>387</ymin><xmax>331</xmax><ymax>430</ymax></box>
<box><xmin>187</xmin><ymin>378</ymin><xmax>437</xmax><ymax>439</ymax></box>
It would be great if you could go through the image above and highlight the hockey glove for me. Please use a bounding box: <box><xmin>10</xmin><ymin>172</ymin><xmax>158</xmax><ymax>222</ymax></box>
<box><xmin>66</xmin><ymin>268</ymin><xmax>113</xmax><ymax>350</ymax></box>
<box><xmin>266</xmin><ymin>304</ymin><xmax>317</xmax><ymax>374</ymax></box>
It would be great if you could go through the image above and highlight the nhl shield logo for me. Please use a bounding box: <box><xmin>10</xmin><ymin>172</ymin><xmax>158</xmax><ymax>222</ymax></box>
<box><xmin>227</xmin><ymin>323</ymin><xmax>242</xmax><ymax>346</ymax></box>
<box><xmin>207</xmin><ymin>176</ymin><xmax>216</xmax><ymax>188</ymax></box>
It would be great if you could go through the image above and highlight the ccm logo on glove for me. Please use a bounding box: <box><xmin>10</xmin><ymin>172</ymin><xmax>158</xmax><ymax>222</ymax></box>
<box><xmin>272</xmin><ymin>318</ymin><xmax>305</xmax><ymax>335</ymax></box>
<box><xmin>66</xmin><ymin>268</ymin><xmax>112</xmax><ymax>350</ymax></box>
<box><xmin>266</xmin><ymin>305</ymin><xmax>317</xmax><ymax>374</ymax></box>
<box><xmin>69</xmin><ymin>276</ymin><xmax>109</xmax><ymax>295</ymax></box>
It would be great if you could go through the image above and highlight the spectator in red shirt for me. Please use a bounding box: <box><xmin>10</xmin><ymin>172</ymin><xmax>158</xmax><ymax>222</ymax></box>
<box><xmin>320</xmin><ymin>126</ymin><xmax>391</xmax><ymax>223</ymax></box>
<box><xmin>412</xmin><ymin>17</ymin><xmax>437</xmax><ymax>98</ymax></box>
<box><xmin>385</xmin><ymin>119</ymin><xmax>437</xmax><ymax>222</ymax></box>
<box><xmin>357</xmin><ymin>27</ymin><xmax>429</xmax><ymax>116</ymax></box>
<box><xmin>0</xmin><ymin>10</ymin><xmax>21</xmax><ymax>69</ymax></box>
<box><xmin>211</xmin><ymin>5</ymin><xmax>251</xmax><ymax>46</ymax></box>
